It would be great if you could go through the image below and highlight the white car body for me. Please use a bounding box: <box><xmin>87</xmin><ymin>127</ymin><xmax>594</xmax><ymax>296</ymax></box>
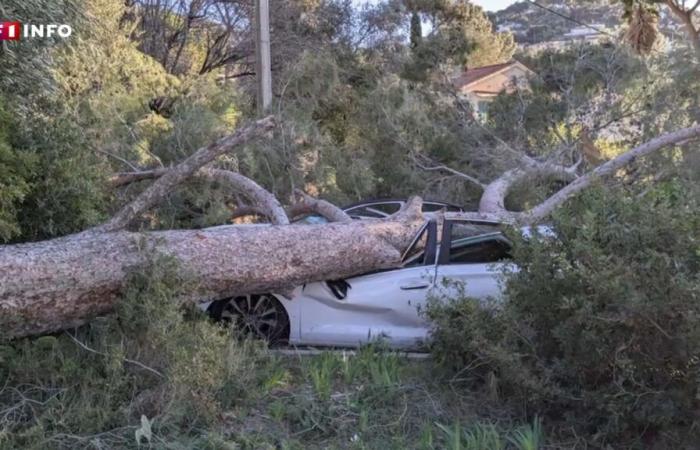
<box><xmin>202</xmin><ymin>214</ymin><xmax>548</xmax><ymax>349</ymax></box>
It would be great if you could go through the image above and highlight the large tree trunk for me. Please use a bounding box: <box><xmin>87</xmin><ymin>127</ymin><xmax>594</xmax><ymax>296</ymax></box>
<box><xmin>1</xmin><ymin>112</ymin><xmax>697</xmax><ymax>340</ymax></box>
<box><xmin>0</xmin><ymin>200</ymin><xmax>425</xmax><ymax>339</ymax></box>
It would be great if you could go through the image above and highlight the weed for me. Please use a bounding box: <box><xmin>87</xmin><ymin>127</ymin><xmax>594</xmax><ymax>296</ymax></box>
<box><xmin>508</xmin><ymin>417</ymin><xmax>543</xmax><ymax>450</ymax></box>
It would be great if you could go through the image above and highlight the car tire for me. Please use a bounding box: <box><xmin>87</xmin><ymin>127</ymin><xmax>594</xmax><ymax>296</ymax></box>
<box><xmin>208</xmin><ymin>293</ymin><xmax>289</xmax><ymax>344</ymax></box>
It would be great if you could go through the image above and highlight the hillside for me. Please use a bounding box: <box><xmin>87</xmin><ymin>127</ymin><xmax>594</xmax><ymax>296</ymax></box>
<box><xmin>490</xmin><ymin>0</ymin><xmax>687</xmax><ymax>47</ymax></box>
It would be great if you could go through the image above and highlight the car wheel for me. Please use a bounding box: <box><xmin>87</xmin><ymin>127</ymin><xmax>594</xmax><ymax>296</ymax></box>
<box><xmin>208</xmin><ymin>294</ymin><xmax>289</xmax><ymax>344</ymax></box>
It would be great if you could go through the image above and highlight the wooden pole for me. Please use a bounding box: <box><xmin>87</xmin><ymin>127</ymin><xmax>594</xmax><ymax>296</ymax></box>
<box><xmin>255</xmin><ymin>0</ymin><xmax>272</xmax><ymax>114</ymax></box>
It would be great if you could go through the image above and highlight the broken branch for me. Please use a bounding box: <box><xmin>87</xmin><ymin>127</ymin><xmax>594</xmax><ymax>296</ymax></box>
<box><xmin>98</xmin><ymin>116</ymin><xmax>275</xmax><ymax>232</ymax></box>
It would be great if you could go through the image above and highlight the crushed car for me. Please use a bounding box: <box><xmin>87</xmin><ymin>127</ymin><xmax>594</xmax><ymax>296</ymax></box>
<box><xmin>200</xmin><ymin>199</ymin><xmax>548</xmax><ymax>349</ymax></box>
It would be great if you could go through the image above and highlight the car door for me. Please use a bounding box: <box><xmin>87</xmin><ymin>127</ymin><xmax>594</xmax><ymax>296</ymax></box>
<box><xmin>433</xmin><ymin>220</ymin><xmax>513</xmax><ymax>304</ymax></box>
<box><xmin>298</xmin><ymin>221</ymin><xmax>438</xmax><ymax>348</ymax></box>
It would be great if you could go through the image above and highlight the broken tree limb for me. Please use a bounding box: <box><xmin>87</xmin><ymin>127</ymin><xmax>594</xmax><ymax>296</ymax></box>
<box><xmin>99</xmin><ymin>116</ymin><xmax>275</xmax><ymax>232</ymax></box>
<box><xmin>111</xmin><ymin>167</ymin><xmax>289</xmax><ymax>225</ymax></box>
<box><xmin>287</xmin><ymin>190</ymin><xmax>352</xmax><ymax>222</ymax></box>
<box><xmin>202</xmin><ymin>168</ymin><xmax>289</xmax><ymax>225</ymax></box>
<box><xmin>520</xmin><ymin>124</ymin><xmax>700</xmax><ymax>223</ymax></box>
<box><xmin>229</xmin><ymin>204</ymin><xmax>269</xmax><ymax>221</ymax></box>
<box><xmin>478</xmin><ymin>164</ymin><xmax>578</xmax><ymax>217</ymax></box>
<box><xmin>0</xmin><ymin>198</ymin><xmax>426</xmax><ymax>339</ymax></box>
<box><xmin>109</xmin><ymin>168</ymin><xmax>169</xmax><ymax>187</ymax></box>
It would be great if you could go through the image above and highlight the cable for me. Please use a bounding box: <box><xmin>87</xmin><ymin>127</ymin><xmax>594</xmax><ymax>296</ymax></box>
<box><xmin>525</xmin><ymin>0</ymin><xmax>616</xmax><ymax>38</ymax></box>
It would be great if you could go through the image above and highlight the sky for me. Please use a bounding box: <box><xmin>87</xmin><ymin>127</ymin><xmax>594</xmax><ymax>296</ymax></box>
<box><xmin>352</xmin><ymin>0</ymin><xmax>518</xmax><ymax>12</ymax></box>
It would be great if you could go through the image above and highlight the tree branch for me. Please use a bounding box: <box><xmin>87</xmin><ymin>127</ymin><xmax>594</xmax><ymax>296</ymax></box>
<box><xmin>665</xmin><ymin>0</ymin><xmax>700</xmax><ymax>58</ymax></box>
<box><xmin>110</xmin><ymin>166</ymin><xmax>289</xmax><ymax>226</ymax></box>
<box><xmin>411</xmin><ymin>154</ymin><xmax>486</xmax><ymax>189</ymax></box>
<box><xmin>521</xmin><ymin>125</ymin><xmax>700</xmax><ymax>223</ymax></box>
<box><xmin>287</xmin><ymin>190</ymin><xmax>352</xmax><ymax>223</ymax></box>
<box><xmin>478</xmin><ymin>163</ymin><xmax>578</xmax><ymax>216</ymax></box>
<box><xmin>109</xmin><ymin>169</ymin><xmax>168</xmax><ymax>187</ymax></box>
<box><xmin>201</xmin><ymin>168</ymin><xmax>289</xmax><ymax>225</ymax></box>
<box><xmin>229</xmin><ymin>204</ymin><xmax>268</xmax><ymax>221</ymax></box>
<box><xmin>98</xmin><ymin>116</ymin><xmax>275</xmax><ymax>232</ymax></box>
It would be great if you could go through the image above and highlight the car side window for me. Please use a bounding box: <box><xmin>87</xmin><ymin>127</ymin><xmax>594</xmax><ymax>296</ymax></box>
<box><xmin>449</xmin><ymin>238</ymin><xmax>511</xmax><ymax>264</ymax></box>
<box><xmin>442</xmin><ymin>222</ymin><xmax>511</xmax><ymax>264</ymax></box>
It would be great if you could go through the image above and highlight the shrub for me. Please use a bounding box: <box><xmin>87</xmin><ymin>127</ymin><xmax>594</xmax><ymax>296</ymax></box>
<box><xmin>427</xmin><ymin>184</ymin><xmax>700</xmax><ymax>446</ymax></box>
<box><xmin>0</xmin><ymin>252</ymin><xmax>269</xmax><ymax>448</ymax></box>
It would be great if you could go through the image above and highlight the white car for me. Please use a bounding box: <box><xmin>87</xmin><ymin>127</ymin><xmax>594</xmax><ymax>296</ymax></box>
<box><xmin>204</xmin><ymin>214</ymin><xmax>525</xmax><ymax>349</ymax></box>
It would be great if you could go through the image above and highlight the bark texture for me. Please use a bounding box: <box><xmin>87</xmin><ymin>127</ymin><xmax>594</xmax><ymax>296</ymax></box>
<box><xmin>202</xmin><ymin>168</ymin><xmax>289</xmax><ymax>225</ymax></box>
<box><xmin>0</xmin><ymin>199</ymin><xmax>425</xmax><ymax>339</ymax></box>
<box><xmin>1</xmin><ymin>116</ymin><xmax>698</xmax><ymax>339</ymax></box>
<box><xmin>521</xmin><ymin>125</ymin><xmax>700</xmax><ymax>222</ymax></box>
<box><xmin>478</xmin><ymin>125</ymin><xmax>700</xmax><ymax>223</ymax></box>
<box><xmin>287</xmin><ymin>190</ymin><xmax>352</xmax><ymax>222</ymax></box>
<box><xmin>99</xmin><ymin>116</ymin><xmax>275</xmax><ymax>232</ymax></box>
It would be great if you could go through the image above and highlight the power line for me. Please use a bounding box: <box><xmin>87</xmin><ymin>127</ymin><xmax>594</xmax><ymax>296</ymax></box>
<box><xmin>525</xmin><ymin>0</ymin><xmax>616</xmax><ymax>38</ymax></box>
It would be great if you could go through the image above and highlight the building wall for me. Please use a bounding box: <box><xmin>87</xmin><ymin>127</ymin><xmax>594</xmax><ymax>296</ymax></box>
<box><xmin>459</xmin><ymin>65</ymin><xmax>530</xmax><ymax>118</ymax></box>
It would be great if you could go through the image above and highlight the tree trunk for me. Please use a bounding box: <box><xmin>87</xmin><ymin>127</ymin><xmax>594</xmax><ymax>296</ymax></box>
<box><xmin>0</xmin><ymin>200</ymin><xmax>425</xmax><ymax>339</ymax></box>
<box><xmin>664</xmin><ymin>0</ymin><xmax>700</xmax><ymax>60</ymax></box>
<box><xmin>2</xmin><ymin>115</ymin><xmax>698</xmax><ymax>340</ymax></box>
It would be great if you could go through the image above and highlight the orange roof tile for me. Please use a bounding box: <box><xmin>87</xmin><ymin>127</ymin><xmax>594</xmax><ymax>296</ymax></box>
<box><xmin>453</xmin><ymin>60</ymin><xmax>519</xmax><ymax>88</ymax></box>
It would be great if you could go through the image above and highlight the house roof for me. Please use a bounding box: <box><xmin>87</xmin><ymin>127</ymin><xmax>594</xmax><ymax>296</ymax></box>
<box><xmin>453</xmin><ymin>60</ymin><xmax>532</xmax><ymax>90</ymax></box>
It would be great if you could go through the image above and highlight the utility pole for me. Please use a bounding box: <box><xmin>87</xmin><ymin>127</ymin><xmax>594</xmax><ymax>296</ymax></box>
<box><xmin>255</xmin><ymin>0</ymin><xmax>272</xmax><ymax>115</ymax></box>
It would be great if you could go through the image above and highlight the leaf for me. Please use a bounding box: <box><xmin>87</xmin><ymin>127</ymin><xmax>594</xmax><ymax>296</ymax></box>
<box><xmin>134</xmin><ymin>414</ymin><xmax>152</xmax><ymax>446</ymax></box>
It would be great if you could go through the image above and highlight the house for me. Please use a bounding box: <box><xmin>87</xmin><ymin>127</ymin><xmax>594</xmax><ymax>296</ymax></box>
<box><xmin>453</xmin><ymin>60</ymin><xmax>534</xmax><ymax>117</ymax></box>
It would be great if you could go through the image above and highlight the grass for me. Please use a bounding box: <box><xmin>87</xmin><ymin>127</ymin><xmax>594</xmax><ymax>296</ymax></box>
<box><xmin>0</xmin><ymin>256</ymin><xmax>550</xmax><ymax>449</ymax></box>
<box><xmin>0</xmin><ymin>333</ymin><xmax>550</xmax><ymax>449</ymax></box>
<box><xmin>215</xmin><ymin>345</ymin><xmax>548</xmax><ymax>450</ymax></box>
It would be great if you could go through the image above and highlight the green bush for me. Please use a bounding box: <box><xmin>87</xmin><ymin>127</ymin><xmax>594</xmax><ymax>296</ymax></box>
<box><xmin>0</xmin><ymin>253</ymin><xmax>269</xmax><ymax>448</ymax></box>
<box><xmin>0</xmin><ymin>98</ymin><xmax>36</xmax><ymax>242</ymax></box>
<box><xmin>427</xmin><ymin>184</ymin><xmax>700</xmax><ymax>447</ymax></box>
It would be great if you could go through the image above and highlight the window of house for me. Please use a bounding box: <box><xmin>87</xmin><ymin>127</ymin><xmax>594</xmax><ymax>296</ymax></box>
<box><xmin>477</xmin><ymin>101</ymin><xmax>490</xmax><ymax>114</ymax></box>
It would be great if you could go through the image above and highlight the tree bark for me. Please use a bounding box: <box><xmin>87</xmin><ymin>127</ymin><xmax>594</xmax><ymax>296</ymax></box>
<box><xmin>112</xmin><ymin>167</ymin><xmax>290</xmax><ymax>225</ymax></box>
<box><xmin>99</xmin><ymin>116</ymin><xmax>275</xmax><ymax>232</ymax></box>
<box><xmin>1</xmin><ymin>116</ymin><xmax>697</xmax><ymax>340</ymax></box>
<box><xmin>0</xmin><ymin>199</ymin><xmax>425</xmax><ymax>339</ymax></box>
<box><xmin>521</xmin><ymin>125</ymin><xmax>700</xmax><ymax>222</ymax></box>
<box><xmin>478</xmin><ymin>164</ymin><xmax>577</xmax><ymax>218</ymax></box>
<box><xmin>287</xmin><ymin>190</ymin><xmax>352</xmax><ymax>222</ymax></box>
<box><xmin>664</xmin><ymin>0</ymin><xmax>700</xmax><ymax>59</ymax></box>
<box><xmin>202</xmin><ymin>168</ymin><xmax>289</xmax><ymax>225</ymax></box>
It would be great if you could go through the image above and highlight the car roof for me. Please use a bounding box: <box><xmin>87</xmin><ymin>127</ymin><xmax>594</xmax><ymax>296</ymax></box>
<box><xmin>442</xmin><ymin>212</ymin><xmax>502</xmax><ymax>225</ymax></box>
<box><xmin>342</xmin><ymin>198</ymin><xmax>463</xmax><ymax>211</ymax></box>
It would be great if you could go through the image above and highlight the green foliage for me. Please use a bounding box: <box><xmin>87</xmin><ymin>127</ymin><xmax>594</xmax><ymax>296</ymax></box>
<box><xmin>11</xmin><ymin>111</ymin><xmax>110</xmax><ymax>240</ymax></box>
<box><xmin>427</xmin><ymin>184</ymin><xmax>700</xmax><ymax>446</ymax></box>
<box><xmin>0</xmin><ymin>99</ymin><xmax>36</xmax><ymax>242</ymax></box>
<box><xmin>0</xmin><ymin>253</ymin><xmax>271</xmax><ymax>448</ymax></box>
<box><xmin>425</xmin><ymin>281</ymin><xmax>510</xmax><ymax>375</ymax></box>
<box><xmin>402</xmin><ymin>0</ymin><xmax>515</xmax><ymax>81</ymax></box>
<box><xmin>436</xmin><ymin>422</ymin><xmax>505</xmax><ymax>450</ymax></box>
<box><xmin>434</xmin><ymin>418</ymin><xmax>543</xmax><ymax>450</ymax></box>
<box><xmin>507</xmin><ymin>417</ymin><xmax>543</xmax><ymax>450</ymax></box>
<box><xmin>487</xmin><ymin>43</ymin><xmax>645</xmax><ymax>156</ymax></box>
<box><xmin>0</xmin><ymin>0</ymin><xmax>82</xmax><ymax>96</ymax></box>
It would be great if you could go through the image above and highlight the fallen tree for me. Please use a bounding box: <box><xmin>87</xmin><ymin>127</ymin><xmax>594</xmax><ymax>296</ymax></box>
<box><xmin>1</xmin><ymin>115</ymin><xmax>698</xmax><ymax>339</ymax></box>
<box><xmin>0</xmin><ymin>205</ymin><xmax>425</xmax><ymax>339</ymax></box>
<box><xmin>0</xmin><ymin>117</ymin><xmax>425</xmax><ymax>339</ymax></box>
